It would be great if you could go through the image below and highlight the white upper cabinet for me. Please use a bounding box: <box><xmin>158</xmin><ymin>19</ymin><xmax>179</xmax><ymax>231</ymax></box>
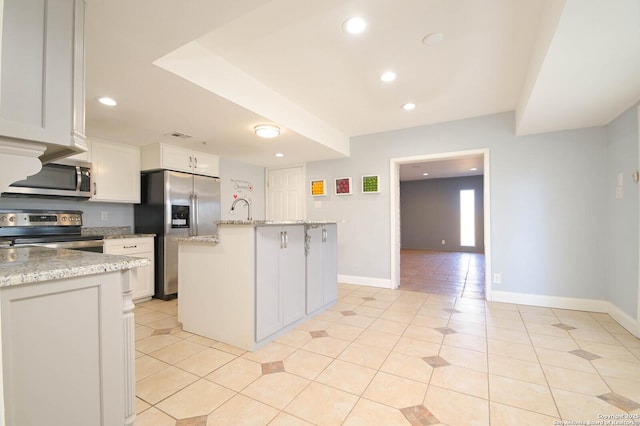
<box><xmin>141</xmin><ymin>143</ymin><xmax>219</xmax><ymax>177</ymax></box>
<box><xmin>0</xmin><ymin>0</ymin><xmax>87</xmax><ymax>163</ymax></box>
<box><xmin>90</xmin><ymin>140</ymin><xmax>141</xmax><ymax>203</ymax></box>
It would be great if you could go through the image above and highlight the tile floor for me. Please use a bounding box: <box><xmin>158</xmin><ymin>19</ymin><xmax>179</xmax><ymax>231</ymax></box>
<box><xmin>400</xmin><ymin>249</ymin><xmax>485</xmax><ymax>299</ymax></box>
<box><xmin>134</xmin><ymin>252</ymin><xmax>640</xmax><ymax>425</ymax></box>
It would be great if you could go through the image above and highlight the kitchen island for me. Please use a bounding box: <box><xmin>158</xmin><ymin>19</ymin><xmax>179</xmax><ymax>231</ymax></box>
<box><xmin>0</xmin><ymin>247</ymin><xmax>147</xmax><ymax>426</ymax></box>
<box><xmin>178</xmin><ymin>220</ymin><xmax>337</xmax><ymax>351</ymax></box>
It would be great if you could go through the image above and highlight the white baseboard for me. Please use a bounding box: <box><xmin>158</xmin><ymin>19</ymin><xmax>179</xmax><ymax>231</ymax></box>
<box><xmin>491</xmin><ymin>290</ymin><xmax>640</xmax><ymax>338</ymax></box>
<box><xmin>338</xmin><ymin>274</ymin><xmax>394</xmax><ymax>289</ymax></box>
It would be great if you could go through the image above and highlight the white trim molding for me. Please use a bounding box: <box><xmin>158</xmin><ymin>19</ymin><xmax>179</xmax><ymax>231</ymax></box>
<box><xmin>338</xmin><ymin>275</ymin><xmax>393</xmax><ymax>289</ymax></box>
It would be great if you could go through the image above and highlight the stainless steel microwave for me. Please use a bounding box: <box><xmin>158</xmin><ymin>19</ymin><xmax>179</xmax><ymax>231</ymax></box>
<box><xmin>3</xmin><ymin>162</ymin><xmax>93</xmax><ymax>199</ymax></box>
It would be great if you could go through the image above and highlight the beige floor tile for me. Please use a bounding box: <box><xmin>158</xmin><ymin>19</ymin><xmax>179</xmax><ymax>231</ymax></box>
<box><xmin>360</xmin><ymin>299</ymin><xmax>394</xmax><ymax>310</ymax></box>
<box><xmin>146</xmin><ymin>315</ymin><xmax>181</xmax><ymax>330</ymax></box>
<box><xmin>205</xmin><ymin>357</ymin><xmax>261</xmax><ymax>391</ymax></box>
<box><xmin>542</xmin><ymin>365</ymin><xmax>610</xmax><ymax>395</ymax></box>
<box><xmin>205</xmin><ymin>394</ymin><xmax>278</xmax><ymax>425</ymax></box>
<box><xmin>136</xmin><ymin>355</ymin><xmax>170</xmax><ymax>382</ymax></box>
<box><xmin>576</xmin><ymin>340</ymin><xmax>638</xmax><ymax>362</ymax></box>
<box><xmin>488</xmin><ymin>338</ymin><xmax>538</xmax><ymax>362</ymax></box>
<box><xmin>524</xmin><ymin>322</ymin><xmax>571</xmax><ymax>338</ymax></box>
<box><xmin>136</xmin><ymin>397</ymin><xmax>151</xmax><ymax>414</ymax></box>
<box><xmin>443</xmin><ymin>332</ymin><xmax>487</xmax><ymax>352</ymax></box>
<box><xmin>241</xmin><ymin>372</ymin><xmax>310</xmax><ymax>409</ymax></box>
<box><xmin>602</xmin><ymin>375</ymin><xmax>640</xmax><ymax>404</ymax></box>
<box><xmin>353</xmin><ymin>305</ymin><xmax>385</xmax><ymax>318</ymax></box>
<box><xmin>379</xmin><ymin>351</ymin><xmax>434</xmax><ymax>383</ymax></box>
<box><xmin>569</xmin><ymin>328</ymin><xmax>620</xmax><ymax>345</ymax></box>
<box><xmin>410</xmin><ymin>314</ymin><xmax>449</xmax><ymax>329</ymax></box>
<box><xmin>402</xmin><ymin>324</ymin><xmax>444</xmax><ymax>344</ymax></box>
<box><xmin>486</xmin><ymin>326</ymin><xmax>532</xmax><ymax>344</ymax></box>
<box><xmin>367</xmin><ymin>317</ymin><xmax>408</xmax><ymax>335</ymax></box>
<box><xmin>378</xmin><ymin>310</ymin><xmax>416</xmax><ymax>324</ymax></box>
<box><xmin>312</xmin><ymin>309</ymin><xmax>345</xmax><ymax>322</ymax></box>
<box><xmin>315</xmin><ymin>359</ymin><xmax>377</xmax><ymax>394</ymax></box>
<box><xmin>274</xmin><ymin>329</ymin><xmax>313</xmax><ymax>348</ymax></box>
<box><xmin>592</xmin><ymin>357</ymin><xmax>640</xmax><ymax>381</ymax></box>
<box><xmin>338</xmin><ymin>341</ymin><xmax>390</xmax><ymax>369</ymax></box>
<box><xmin>156</xmin><ymin>378</ymin><xmax>234</xmax><ymax>419</ymax></box>
<box><xmin>301</xmin><ymin>335</ymin><xmax>351</xmax><ymax>357</ymax></box>
<box><xmin>424</xmin><ymin>385</ymin><xmax>489</xmax><ymax>426</ymax></box>
<box><xmin>134</xmin><ymin>406</ymin><xmax>176</xmax><ymax>426</ymax></box>
<box><xmin>283</xmin><ymin>349</ymin><xmax>333</xmax><ymax>380</ymax></box>
<box><xmin>149</xmin><ymin>339</ymin><xmax>207</xmax><ymax>365</ymax></box>
<box><xmin>242</xmin><ymin>341</ymin><xmax>297</xmax><ymax>363</ymax></box>
<box><xmin>430</xmin><ymin>365</ymin><xmax>488</xmax><ymax>399</ymax></box>
<box><xmin>528</xmin><ymin>333</ymin><xmax>579</xmax><ymax>351</ymax></box>
<box><xmin>343</xmin><ymin>397</ymin><xmax>411</xmax><ymax>426</ymax></box>
<box><xmin>363</xmin><ymin>371</ymin><xmax>428</xmax><ymax>409</ymax></box>
<box><xmin>551</xmin><ymin>387</ymin><xmax>626</xmax><ymax>422</ymax></box>
<box><xmin>393</xmin><ymin>336</ymin><xmax>441</xmax><ymax>357</ymax></box>
<box><xmin>176</xmin><ymin>347</ymin><xmax>236</xmax><ymax>377</ymax></box>
<box><xmin>490</xmin><ymin>401</ymin><xmax>560</xmax><ymax>425</ymax></box>
<box><xmin>268</xmin><ymin>412</ymin><xmax>315</xmax><ymax>425</ymax></box>
<box><xmin>136</xmin><ymin>366</ymin><xmax>199</xmax><ymax>405</ymax></box>
<box><xmin>337</xmin><ymin>313</ymin><xmax>377</xmax><ymax>328</ymax></box>
<box><xmin>135</xmin><ymin>310</ymin><xmax>172</xmax><ymax>325</ymax></box>
<box><xmin>447</xmin><ymin>320</ymin><xmax>486</xmax><ymax>337</ymax></box>
<box><xmin>438</xmin><ymin>345</ymin><xmax>488</xmax><ymax>373</ymax></box>
<box><xmin>535</xmin><ymin>347</ymin><xmax>598</xmax><ymax>374</ymax></box>
<box><xmin>486</xmin><ymin>316</ymin><xmax>527</xmax><ymax>332</ymax></box>
<box><xmin>326</xmin><ymin>322</ymin><xmax>366</xmax><ymax>341</ymax></box>
<box><xmin>488</xmin><ymin>354</ymin><xmax>546</xmax><ymax>385</ymax></box>
<box><xmin>211</xmin><ymin>340</ymin><xmax>246</xmax><ymax>356</ymax></box>
<box><xmin>449</xmin><ymin>312</ymin><xmax>486</xmax><ymax>325</ymax></box>
<box><xmin>489</xmin><ymin>374</ymin><xmax>559</xmax><ymax>417</ymax></box>
<box><xmin>136</xmin><ymin>333</ymin><xmax>182</xmax><ymax>354</ymax></box>
<box><xmin>285</xmin><ymin>381</ymin><xmax>358</xmax><ymax>425</ymax></box>
<box><xmin>294</xmin><ymin>317</ymin><xmax>334</xmax><ymax>332</ymax></box>
<box><xmin>354</xmin><ymin>329</ymin><xmax>400</xmax><ymax>350</ymax></box>
<box><xmin>135</xmin><ymin>325</ymin><xmax>155</xmax><ymax>341</ymax></box>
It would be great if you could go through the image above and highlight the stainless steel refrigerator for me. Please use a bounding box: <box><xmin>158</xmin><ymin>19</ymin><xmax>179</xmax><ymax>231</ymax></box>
<box><xmin>134</xmin><ymin>170</ymin><xmax>221</xmax><ymax>299</ymax></box>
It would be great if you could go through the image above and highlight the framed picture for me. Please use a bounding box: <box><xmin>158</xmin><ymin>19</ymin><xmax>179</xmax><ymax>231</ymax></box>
<box><xmin>335</xmin><ymin>177</ymin><xmax>352</xmax><ymax>195</ymax></box>
<box><xmin>310</xmin><ymin>179</ymin><xmax>326</xmax><ymax>196</ymax></box>
<box><xmin>362</xmin><ymin>175</ymin><xmax>380</xmax><ymax>193</ymax></box>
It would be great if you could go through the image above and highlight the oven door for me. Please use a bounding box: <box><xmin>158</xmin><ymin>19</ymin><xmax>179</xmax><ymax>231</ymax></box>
<box><xmin>20</xmin><ymin>239</ymin><xmax>104</xmax><ymax>253</ymax></box>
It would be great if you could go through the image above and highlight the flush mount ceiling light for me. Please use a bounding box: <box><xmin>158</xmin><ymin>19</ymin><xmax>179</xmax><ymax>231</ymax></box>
<box><xmin>402</xmin><ymin>102</ymin><xmax>416</xmax><ymax>111</ymax></box>
<box><xmin>343</xmin><ymin>16</ymin><xmax>366</xmax><ymax>34</ymax></box>
<box><xmin>470</xmin><ymin>167</ymin><xmax>478</xmax><ymax>171</ymax></box>
<box><xmin>423</xmin><ymin>32</ymin><xmax>445</xmax><ymax>46</ymax></box>
<box><xmin>422</xmin><ymin>172</ymin><xmax>429</xmax><ymax>176</ymax></box>
<box><xmin>380</xmin><ymin>71</ymin><xmax>397</xmax><ymax>82</ymax></box>
<box><xmin>98</xmin><ymin>96</ymin><xmax>117</xmax><ymax>106</ymax></box>
<box><xmin>274</xmin><ymin>153</ymin><xmax>285</xmax><ymax>158</ymax></box>
<box><xmin>254</xmin><ymin>125</ymin><xmax>280</xmax><ymax>138</ymax></box>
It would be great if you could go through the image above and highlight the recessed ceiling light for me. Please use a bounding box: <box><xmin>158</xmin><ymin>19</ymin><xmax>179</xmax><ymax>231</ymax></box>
<box><xmin>274</xmin><ymin>153</ymin><xmax>285</xmax><ymax>158</ymax></box>
<box><xmin>380</xmin><ymin>71</ymin><xmax>396</xmax><ymax>82</ymax></box>
<box><xmin>422</xmin><ymin>172</ymin><xmax>429</xmax><ymax>176</ymax></box>
<box><xmin>423</xmin><ymin>32</ymin><xmax>445</xmax><ymax>46</ymax></box>
<box><xmin>470</xmin><ymin>167</ymin><xmax>478</xmax><ymax>171</ymax></box>
<box><xmin>343</xmin><ymin>16</ymin><xmax>366</xmax><ymax>34</ymax></box>
<box><xmin>98</xmin><ymin>97</ymin><xmax>117</xmax><ymax>106</ymax></box>
<box><xmin>402</xmin><ymin>103</ymin><xmax>416</xmax><ymax>111</ymax></box>
<box><xmin>254</xmin><ymin>125</ymin><xmax>280</xmax><ymax>138</ymax></box>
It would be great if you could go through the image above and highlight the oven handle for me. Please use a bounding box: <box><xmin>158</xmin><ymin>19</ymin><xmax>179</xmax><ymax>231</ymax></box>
<box><xmin>16</xmin><ymin>239</ymin><xmax>104</xmax><ymax>251</ymax></box>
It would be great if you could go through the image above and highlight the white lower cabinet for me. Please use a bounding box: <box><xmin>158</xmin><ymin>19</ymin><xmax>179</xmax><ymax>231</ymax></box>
<box><xmin>306</xmin><ymin>224</ymin><xmax>338</xmax><ymax>314</ymax></box>
<box><xmin>104</xmin><ymin>237</ymin><xmax>155</xmax><ymax>301</ymax></box>
<box><xmin>255</xmin><ymin>225</ymin><xmax>305</xmax><ymax>342</ymax></box>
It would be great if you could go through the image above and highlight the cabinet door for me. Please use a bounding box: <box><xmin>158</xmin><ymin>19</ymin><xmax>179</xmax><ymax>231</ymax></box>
<box><xmin>306</xmin><ymin>227</ymin><xmax>324</xmax><ymax>314</ymax></box>
<box><xmin>191</xmin><ymin>151</ymin><xmax>219</xmax><ymax>177</ymax></box>
<box><xmin>322</xmin><ymin>224</ymin><xmax>338</xmax><ymax>305</ymax></box>
<box><xmin>256</xmin><ymin>227</ymin><xmax>282</xmax><ymax>341</ymax></box>
<box><xmin>160</xmin><ymin>144</ymin><xmax>194</xmax><ymax>174</ymax></box>
<box><xmin>104</xmin><ymin>238</ymin><xmax>155</xmax><ymax>301</ymax></box>
<box><xmin>281</xmin><ymin>226</ymin><xmax>305</xmax><ymax>326</ymax></box>
<box><xmin>91</xmin><ymin>141</ymin><xmax>140</xmax><ymax>203</ymax></box>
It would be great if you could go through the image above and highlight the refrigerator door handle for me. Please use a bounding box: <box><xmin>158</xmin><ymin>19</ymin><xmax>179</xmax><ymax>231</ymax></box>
<box><xmin>190</xmin><ymin>193</ymin><xmax>198</xmax><ymax>236</ymax></box>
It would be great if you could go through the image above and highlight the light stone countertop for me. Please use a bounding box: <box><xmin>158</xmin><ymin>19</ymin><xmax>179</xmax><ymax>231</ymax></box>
<box><xmin>177</xmin><ymin>235</ymin><xmax>220</xmax><ymax>244</ymax></box>
<box><xmin>82</xmin><ymin>226</ymin><xmax>155</xmax><ymax>239</ymax></box>
<box><xmin>217</xmin><ymin>220</ymin><xmax>337</xmax><ymax>226</ymax></box>
<box><xmin>0</xmin><ymin>246</ymin><xmax>149</xmax><ymax>287</ymax></box>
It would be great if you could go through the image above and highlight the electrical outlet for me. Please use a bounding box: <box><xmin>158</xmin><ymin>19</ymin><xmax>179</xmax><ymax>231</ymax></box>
<box><xmin>101</xmin><ymin>211</ymin><xmax>108</xmax><ymax>221</ymax></box>
<box><xmin>441</xmin><ymin>240</ymin><xmax>446</xmax><ymax>245</ymax></box>
<box><xmin>493</xmin><ymin>273</ymin><xmax>502</xmax><ymax>284</ymax></box>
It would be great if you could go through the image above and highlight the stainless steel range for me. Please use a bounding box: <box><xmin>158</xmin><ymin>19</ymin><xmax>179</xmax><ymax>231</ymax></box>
<box><xmin>0</xmin><ymin>210</ymin><xmax>103</xmax><ymax>252</ymax></box>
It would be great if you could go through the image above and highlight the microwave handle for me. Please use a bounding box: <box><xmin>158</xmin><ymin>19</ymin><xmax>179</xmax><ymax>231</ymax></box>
<box><xmin>76</xmin><ymin>166</ymin><xmax>82</xmax><ymax>191</ymax></box>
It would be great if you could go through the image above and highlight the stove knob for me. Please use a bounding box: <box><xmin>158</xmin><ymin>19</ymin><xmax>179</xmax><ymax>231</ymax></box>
<box><xmin>8</xmin><ymin>216</ymin><xmax>15</xmax><ymax>222</ymax></box>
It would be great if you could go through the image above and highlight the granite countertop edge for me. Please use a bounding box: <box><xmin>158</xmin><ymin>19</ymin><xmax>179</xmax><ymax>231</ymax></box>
<box><xmin>217</xmin><ymin>220</ymin><xmax>338</xmax><ymax>226</ymax></box>
<box><xmin>103</xmin><ymin>234</ymin><xmax>156</xmax><ymax>239</ymax></box>
<box><xmin>0</xmin><ymin>247</ymin><xmax>150</xmax><ymax>287</ymax></box>
<box><xmin>177</xmin><ymin>235</ymin><xmax>220</xmax><ymax>244</ymax></box>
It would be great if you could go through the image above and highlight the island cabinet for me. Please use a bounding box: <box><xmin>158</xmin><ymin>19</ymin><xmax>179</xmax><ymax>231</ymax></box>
<box><xmin>305</xmin><ymin>224</ymin><xmax>338</xmax><ymax>314</ymax></box>
<box><xmin>256</xmin><ymin>226</ymin><xmax>305</xmax><ymax>341</ymax></box>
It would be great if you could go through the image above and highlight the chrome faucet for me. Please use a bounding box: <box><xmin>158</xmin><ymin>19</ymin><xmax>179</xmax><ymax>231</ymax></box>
<box><xmin>230</xmin><ymin>197</ymin><xmax>252</xmax><ymax>221</ymax></box>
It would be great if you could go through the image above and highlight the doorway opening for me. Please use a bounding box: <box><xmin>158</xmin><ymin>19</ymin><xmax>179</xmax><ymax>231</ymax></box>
<box><xmin>389</xmin><ymin>149</ymin><xmax>492</xmax><ymax>299</ymax></box>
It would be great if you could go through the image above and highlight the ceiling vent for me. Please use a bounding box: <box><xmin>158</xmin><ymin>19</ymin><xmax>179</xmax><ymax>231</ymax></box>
<box><xmin>168</xmin><ymin>132</ymin><xmax>192</xmax><ymax>139</ymax></box>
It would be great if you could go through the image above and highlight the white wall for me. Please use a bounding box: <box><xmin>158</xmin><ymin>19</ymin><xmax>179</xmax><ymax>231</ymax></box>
<box><xmin>605</xmin><ymin>105</ymin><xmax>639</xmax><ymax>319</ymax></box>
<box><xmin>306</xmin><ymin>112</ymin><xmax>609</xmax><ymax>302</ymax></box>
<box><xmin>219</xmin><ymin>157</ymin><xmax>265</xmax><ymax>220</ymax></box>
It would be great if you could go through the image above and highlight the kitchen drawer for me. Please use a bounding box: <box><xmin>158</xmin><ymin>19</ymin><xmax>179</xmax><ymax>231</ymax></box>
<box><xmin>104</xmin><ymin>237</ymin><xmax>153</xmax><ymax>254</ymax></box>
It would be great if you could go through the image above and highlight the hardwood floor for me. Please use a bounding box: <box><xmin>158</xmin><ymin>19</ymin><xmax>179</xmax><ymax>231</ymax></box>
<box><xmin>400</xmin><ymin>249</ymin><xmax>485</xmax><ymax>299</ymax></box>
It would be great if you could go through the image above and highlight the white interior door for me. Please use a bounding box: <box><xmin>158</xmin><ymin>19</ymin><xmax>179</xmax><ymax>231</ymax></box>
<box><xmin>266</xmin><ymin>166</ymin><xmax>304</xmax><ymax>221</ymax></box>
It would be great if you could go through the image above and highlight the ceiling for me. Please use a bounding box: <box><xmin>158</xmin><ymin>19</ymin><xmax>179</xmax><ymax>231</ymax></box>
<box><xmin>84</xmin><ymin>0</ymin><xmax>640</xmax><ymax>169</ymax></box>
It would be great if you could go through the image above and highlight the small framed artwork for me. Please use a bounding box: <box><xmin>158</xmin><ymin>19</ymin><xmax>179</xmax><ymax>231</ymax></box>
<box><xmin>310</xmin><ymin>179</ymin><xmax>326</xmax><ymax>196</ymax></box>
<box><xmin>335</xmin><ymin>177</ymin><xmax>352</xmax><ymax>195</ymax></box>
<box><xmin>362</xmin><ymin>175</ymin><xmax>380</xmax><ymax>193</ymax></box>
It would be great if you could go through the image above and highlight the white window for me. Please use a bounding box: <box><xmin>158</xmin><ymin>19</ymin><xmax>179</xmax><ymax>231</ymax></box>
<box><xmin>460</xmin><ymin>189</ymin><xmax>475</xmax><ymax>247</ymax></box>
